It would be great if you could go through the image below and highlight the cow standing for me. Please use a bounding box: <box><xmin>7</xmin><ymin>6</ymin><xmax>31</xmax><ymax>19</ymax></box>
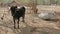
<box><xmin>10</xmin><ymin>5</ymin><xmax>26</xmax><ymax>29</ymax></box>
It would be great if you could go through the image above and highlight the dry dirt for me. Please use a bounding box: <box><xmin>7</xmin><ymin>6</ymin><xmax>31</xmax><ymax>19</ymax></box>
<box><xmin>0</xmin><ymin>5</ymin><xmax>60</xmax><ymax>34</ymax></box>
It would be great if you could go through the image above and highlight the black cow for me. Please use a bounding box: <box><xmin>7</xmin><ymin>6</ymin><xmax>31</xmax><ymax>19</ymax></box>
<box><xmin>10</xmin><ymin>5</ymin><xmax>26</xmax><ymax>29</ymax></box>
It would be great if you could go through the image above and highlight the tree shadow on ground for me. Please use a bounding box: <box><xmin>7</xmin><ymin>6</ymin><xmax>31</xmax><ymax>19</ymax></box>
<box><xmin>42</xmin><ymin>19</ymin><xmax>60</xmax><ymax>22</ymax></box>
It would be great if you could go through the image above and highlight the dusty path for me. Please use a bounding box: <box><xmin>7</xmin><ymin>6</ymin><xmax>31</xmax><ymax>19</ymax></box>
<box><xmin>0</xmin><ymin>13</ymin><xmax>60</xmax><ymax>34</ymax></box>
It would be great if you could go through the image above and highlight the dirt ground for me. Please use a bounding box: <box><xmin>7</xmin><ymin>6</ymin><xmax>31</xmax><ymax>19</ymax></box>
<box><xmin>0</xmin><ymin>5</ymin><xmax>60</xmax><ymax>34</ymax></box>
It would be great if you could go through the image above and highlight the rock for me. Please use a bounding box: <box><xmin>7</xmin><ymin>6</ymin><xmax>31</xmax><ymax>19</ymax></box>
<box><xmin>38</xmin><ymin>12</ymin><xmax>56</xmax><ymax>19</ymax></box>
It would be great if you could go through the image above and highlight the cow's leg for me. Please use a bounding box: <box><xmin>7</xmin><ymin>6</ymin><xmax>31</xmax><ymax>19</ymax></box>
<box><xmin>17</xmin><ymin>18</ymin><xmax>20</xmax><ymax>29</ymax></box>
<box><xmin>13</xmin><ymin>18</ymin><xmax>16</xmax><ymax>29</ymax></box>
<box><xmin>22</xmin><ymin>15</ymin><xmax>25</xmax><ymax>23</ymax></box>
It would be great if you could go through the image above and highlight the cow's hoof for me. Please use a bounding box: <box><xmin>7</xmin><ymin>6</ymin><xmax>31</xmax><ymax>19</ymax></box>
<box><xmin>1</xmin><ymin>17</ymin><xmax>3</xmax><ymax>20</ymax></box>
